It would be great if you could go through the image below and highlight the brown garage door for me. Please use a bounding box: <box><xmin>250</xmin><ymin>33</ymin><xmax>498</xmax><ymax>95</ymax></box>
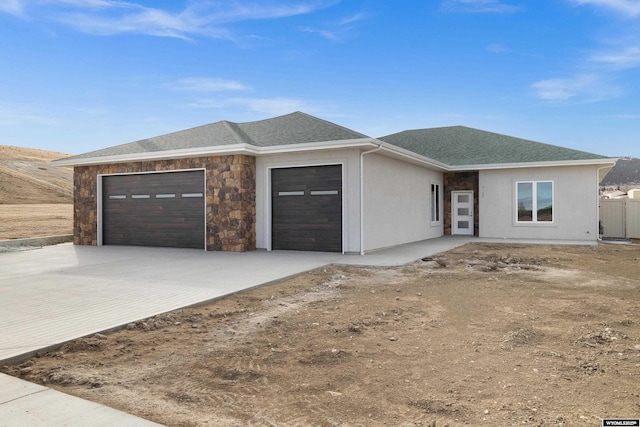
<box><xmin>102</xmin><ymin>171</ymin><xmax>205</xmax><ymax>249</ymax></box>
<box><xmin>272</xmin><ymin>165</ymin><xmax>342</xmax><ymax>252</ymax></box>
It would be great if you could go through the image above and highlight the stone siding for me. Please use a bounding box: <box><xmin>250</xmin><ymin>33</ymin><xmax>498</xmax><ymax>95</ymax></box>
<box><xmin>443</xmin><ymin>171</ymin><xmax>479</xmax><ymax>236</ymax></box>
<box><xmin>73</xmin><ymin>155</ymin><xmax>256</xmax><ymax>251</ymax></box>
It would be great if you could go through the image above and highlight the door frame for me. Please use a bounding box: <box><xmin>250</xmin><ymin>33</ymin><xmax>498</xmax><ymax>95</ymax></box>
<box><xmin>451</xmin><ymin>190</ymin><xmax>474</xmax><ymax>236</ymax></box>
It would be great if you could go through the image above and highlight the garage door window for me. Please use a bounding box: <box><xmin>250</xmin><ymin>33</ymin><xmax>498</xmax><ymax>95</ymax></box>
<box><xmin>278</xmin><ymin>191</ymin><xmax>304</xmax><ymax>196</ymax></box>
<box><xmin>310</xmin><ymin>190</ymin><xmax>339</xmax><ymax>195</ymax></box>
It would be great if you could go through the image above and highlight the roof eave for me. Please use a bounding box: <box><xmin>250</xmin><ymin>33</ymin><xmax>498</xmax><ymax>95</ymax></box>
<box><xmin>50</xmin><ymin>144</ymin><xmax>257</xmax><ymax>167</ymax></box>
<box><xmin>254</xmin><ymin>138</ymin><xmax>377</xmax><ymax>155</ymax></box>
<box><xmin>448</xmin><ymin>158</ymin><xmax>618</xmax><ymax>171</ymax></box>
<box><xmin>50</xmin><ymin>138</ymin><xmax>377</xmax><ymax>167</ymax></box>
<box><xmin>376</xmin><ymin>141</ymin><xmax>450</xmax><ymax>171</ymax></box>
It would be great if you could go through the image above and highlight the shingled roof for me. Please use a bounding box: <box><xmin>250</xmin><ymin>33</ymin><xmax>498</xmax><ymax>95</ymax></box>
<box><xmin>57</xmin><ymin>111</ymin><xmax>370</xmax><ymax>163</ymax></box>
<box><xmin>379</xmin><ymin>126</ymin><xmax>608</xmax><ymax>166</ymax></box>
<box><xmin>54</xmin><ymin>112</ymin><xmax>611</xmax><ymax>168</ymax></box>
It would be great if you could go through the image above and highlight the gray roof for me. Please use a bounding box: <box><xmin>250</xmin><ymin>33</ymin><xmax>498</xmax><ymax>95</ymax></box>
<box><xmin>379</xmin><ymin>126</ymin><xmax>609</xmax><ymax>166</ymax></box>
<box><xmin>58</xmin><ymin>111</ymin><xmax>369</xmax><ymax>162</ymax></box>
<box><xmin>56</xmin><ymin>113</ymin><xmax>610</xmax><ymax>168</ymax></box>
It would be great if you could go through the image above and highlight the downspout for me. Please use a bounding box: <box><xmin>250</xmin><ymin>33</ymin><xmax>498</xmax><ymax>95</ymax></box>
<box><xmin>596</xmin><ymin>164</ymin><xmax>612</xmax><ymax>242</ymax></box>
<box><xmin>360</xmin><ymin>140</ymin><xmax>385</xmax><ymax>255</ymax></box>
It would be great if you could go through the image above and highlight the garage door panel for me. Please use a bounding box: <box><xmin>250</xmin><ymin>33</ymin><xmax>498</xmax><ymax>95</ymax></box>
<box><xmin>271</xmin><ymin>165</ymin><xmax>342</xmax><ymax>252</ymax></box>
<box><xmin>103</xmin><ymin>171</ymin><xmax>205</xmax><ymax>249</ymax></box>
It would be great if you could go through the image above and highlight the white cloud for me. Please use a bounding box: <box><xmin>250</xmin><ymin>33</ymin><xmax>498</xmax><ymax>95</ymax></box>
<box><xmin>0</xmin><ymin>104</ymin><xmax>57</xmax><ymax>126</ymax></box>
<box><xmin>12</xmin><ymin>1</ymin><xmax>338</xmax><ymax>40</ymax></box>
<box><xmin>49</xmin><ymin>0</ymin><xmax>134</xmax><ymax>7</ymax></box>
<box><xmin>227</xmin><ymin>97</ymin><xmax>310</xmax><ymax>115</ymax></box>
<box><xmin>182</xmin><ymin>98</ymin><xmax>226</xmax><ymax>109</ymax></box>
<box><xmin>76</xmin><ymin>106</ymin><xmax>108</xmax><ymax>115</ymax></box>
<box><xmin>298</xmin><ymin>26</ymin><xmax>340</xmax><ymax>40</ymax></box>
<box><xmin>182</xmin><ymin>96</ymin><xmax>327</xmax><ymax>116</ymax></box>
<box><xmin>591</xmin><ymin>45</ymin><xmax>640</xmax><ymax>69</ymax></box>
<box><xmin>193</xmin><ymin>1</ymin><xmax>339</xmax><ymax>23</ymax></box>
<box><xmin>531</xmin><ymin>74</ymin><xmax>620</xmax><ymax>102</ymax></box>
<box><xmin>298</xmin><ymin>11</ymin><xmax>370</xmax><ymax>41</ymax></box>
<box><xmin>485</xmin><ymin>43</ymin><xmax>510</xmax><ymax>53</ymax></box>
<box><xmin>441</xmin><ymin>0</ymin><xmax>522</xmax><ymax>13</ymax></box>
<box><xmin>0</xmin><ymin>0</ymin><xmax>26</xmax><ymax>15</ymax></box>
<box><xmin>610</xmin><ymin>113</ymin><xmax>640</xmax><ymax>118</ymax></box>
<box><xmin>56</xmin><ymin>4</ymin><xmax>220</xmax><ymax>40</ymax></box>
<box><xmin>571</xmin><ymin>0</ymin><xmax>640</xmax><ymax>17</ymax></box>
<box><xmin>166</xmin><ymin>77</ymin><xmax>249</xmax><ymax>92</ymax></box>
<box><xmin>528</xmin><ymin>1</ymin><xmax>640</xmax><ymax>103</ymax></box>
<box><xmin>337</xmin><ymin>12</ymin><xmax>368</xmax><ymax>26</ymax></box>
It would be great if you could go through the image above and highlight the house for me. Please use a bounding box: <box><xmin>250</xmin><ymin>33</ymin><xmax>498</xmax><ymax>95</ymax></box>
<box><xmin>51</xmin><ymin>112</ymin><xmax>615</xmax><ymax>253</ymax></box>
<box><xmin>602</xmin><ymin>190</ymin><xmax>628</xmax><ymax>199</ymax></box>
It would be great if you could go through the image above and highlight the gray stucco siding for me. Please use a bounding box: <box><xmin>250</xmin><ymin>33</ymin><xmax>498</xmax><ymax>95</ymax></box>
<box><xmin>362</xmin><ymin>153</ymin><xmax>444</xmax><ymax>251</ymax></box>
<box><xmin>478</xmin><ymin>165</ymin><xmax>600</xmax><ymax>242</ymax></box>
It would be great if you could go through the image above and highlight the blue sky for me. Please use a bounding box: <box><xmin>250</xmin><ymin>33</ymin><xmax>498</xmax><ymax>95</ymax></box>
<box><xmin>1</xmin><ymin>0</ymin><xmax>639</xmax><ymax>157</ymax></box>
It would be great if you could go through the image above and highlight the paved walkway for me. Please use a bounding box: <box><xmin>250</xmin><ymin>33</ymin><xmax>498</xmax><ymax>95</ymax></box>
<box><xmin>0</xmin><ymin>236</ymin><xmax>473</xmax><ymax>426</ymax></box>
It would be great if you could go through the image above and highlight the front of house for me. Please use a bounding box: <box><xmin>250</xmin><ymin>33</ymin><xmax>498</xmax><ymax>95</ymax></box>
<box><xmin>52</xmin><ymin>112</ymin><xmax>615</xmax><ymax>253</ymax></box>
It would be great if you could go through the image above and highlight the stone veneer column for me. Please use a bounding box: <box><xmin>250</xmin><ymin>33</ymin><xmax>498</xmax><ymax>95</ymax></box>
<box><xmin>73</xmin><ymin>166</ymin><xmax>98</xmax><ymax>245</ymax></box>
<box><xmin>443</xmin><ymin>171</ymin><xmax>479</xmax><ymax>236</ymax></box>
<box><xmin>72</xmin><ymin>155</ymin><xmax>256</xmax><ymax>252</ymax></box>
<box><xmin>205</xmin><ymin>155</ymin><xmax>256</xmax><ymax>252</ymax></box>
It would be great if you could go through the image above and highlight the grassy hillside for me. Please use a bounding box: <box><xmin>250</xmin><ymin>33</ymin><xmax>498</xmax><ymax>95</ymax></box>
<box><xmin>0</xmin><ymin>145</ymin><xmax>73</xmax><ymax>204</ymax></box>
<box><xmin>600</xmin><ymin>157</ymin><xmax>640</xmax><ymax>187</ymax></box>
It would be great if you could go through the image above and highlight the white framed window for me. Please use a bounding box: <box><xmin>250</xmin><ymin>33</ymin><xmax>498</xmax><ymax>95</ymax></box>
<box><xmin>516</xmin><ymin>181</ymin><xmax>554</xmax><ymax>223</ymax></box>
<box><xmin>431</xmin><ymin>182</ymin><xmax>441</xmax><ymax>224</ymax></box>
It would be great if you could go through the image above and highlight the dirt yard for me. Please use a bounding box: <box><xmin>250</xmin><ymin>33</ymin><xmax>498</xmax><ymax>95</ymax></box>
<box><xmin>3</xmin><ymin>243</ymin><xmax>640</xmax><ymax>426</ymax></box>
<box><xmin>0</xmin><ymin>204</ymin><xmax>73</xmax><ymax>240</ymax></box>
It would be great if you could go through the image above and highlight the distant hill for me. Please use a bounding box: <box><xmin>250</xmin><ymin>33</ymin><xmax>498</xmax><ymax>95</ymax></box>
<box><xmin>0</xmin><ymin>145</ymin><xmax>73</xmax><ymax>204</ymax></box>
<box><xmin>600</xmin><ymin>158</ymin><xmax>640</xmax><ymax>189</ymax></box>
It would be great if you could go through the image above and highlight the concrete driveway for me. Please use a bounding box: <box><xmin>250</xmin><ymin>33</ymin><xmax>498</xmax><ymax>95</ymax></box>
<box><xmin>0</xmin><ymin>237</ymin><xmax>474</xmax><ymax>364</ymax></box>
<box><xmin>0</xmin><ymin>237</ymin><xmax>473</xmax><ymax>426</ymax></box>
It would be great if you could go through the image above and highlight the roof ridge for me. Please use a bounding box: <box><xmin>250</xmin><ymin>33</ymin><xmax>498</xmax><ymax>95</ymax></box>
<box><xmin>304</xmin><ymin>111</ymin><xmax>371</xmax><ymax>138</ymax></box>
<box><xmin>291</xmin><ymin>111</ymin><xmax>370</xmax><ymax>138</ymax></box>
<box><xmin>221</xmin><ymin>120</ymin><xmax>253</xmax><ymax>145</ymax></box>
<box><xmin>388</xmin><ymin>126</ymin><xmax>604</xmax><ymax>156</ymax></box>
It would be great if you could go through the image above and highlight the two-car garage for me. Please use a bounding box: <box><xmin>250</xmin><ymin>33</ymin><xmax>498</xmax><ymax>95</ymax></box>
<box><xmin>100</xmin><ymin>165</ymin><xmax>343</xmax><ymax>252</ymax></box>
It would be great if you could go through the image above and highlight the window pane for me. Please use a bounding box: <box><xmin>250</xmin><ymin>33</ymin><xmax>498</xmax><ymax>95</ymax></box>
<box><xmin>431</xmin><ymin>184</ymin><xmax>440</xmax><ymax>222</ymax></box>
<box><xmin>310</xmin><ymin>190</ymin><xmax>339</xmax><ymax>196</ymax></box>
<box><xmin>278</xmin><ymin>191</ymin><xmax>304</xmax><ymax>196</ymax></box>
<box><xmin>517</xmin><ymin>182</ymin><xmax>533</xmax><ymax>221</ymax></box>
<box><xmin>536</xmin><ymin>182</ymin><xmax>553</xmax><ymax>222</ymax></box>
<box><xmin>458</xmin><ymin>221</ymin><xmax>469</xmax><ymax>229</ymax></box>
<box><xmin>435</xmin><ymin>185</ymin><xmax>439</xmax><ymax>221</ymax></box>
<box><xmin>458</xmin><ymin>208</ymin><xmax>469</xmax><ymax>216</ymax></box>
<box><xmin>458</xmin><ymin>194</ymin><xmax>469</xmax><ymax>203</ymax></box>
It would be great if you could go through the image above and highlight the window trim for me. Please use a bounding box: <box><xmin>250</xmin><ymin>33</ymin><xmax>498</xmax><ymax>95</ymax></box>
<box><xmin>430</xmin><ymin>181</ymin><xmax>442</xmax><ymax>225</ymax></box>
<box><xmin>515</xmin><ymin>180</ymin><xmax>554</xmax><ymax>224</ymax></box>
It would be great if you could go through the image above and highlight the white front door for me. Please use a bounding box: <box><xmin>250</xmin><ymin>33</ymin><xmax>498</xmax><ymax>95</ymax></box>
<box><xmin>452</xmin><ymin>191</ymin><xmax>474</xmax><ymax>235</ymax></box>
